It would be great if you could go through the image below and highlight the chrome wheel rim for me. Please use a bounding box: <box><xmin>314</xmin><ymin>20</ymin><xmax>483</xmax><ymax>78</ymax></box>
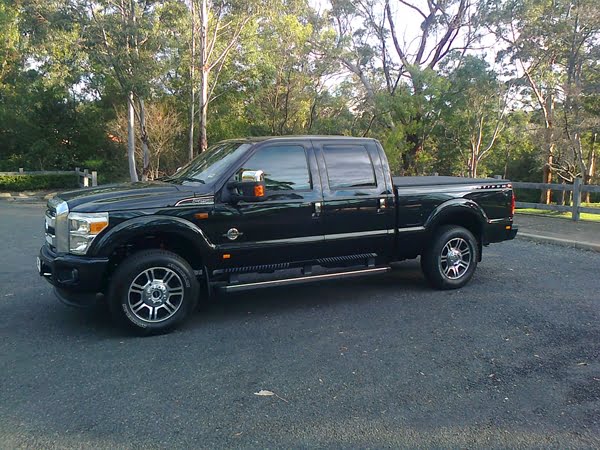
<box><xmin>127</xmin><ymin>267</ymin><xmax>184</xmax><ymax>323</ymax></box>
<box><xmin>440</xmin><ymin>237</ymin><xmax>472</xmax><ymax>280</ymax></box>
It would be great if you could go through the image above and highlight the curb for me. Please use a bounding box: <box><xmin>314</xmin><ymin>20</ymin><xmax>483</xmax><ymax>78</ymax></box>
<box><xmin>517</xmin><ymin>231</ymin><xmax>600</xmax><ymax>253</ymax></box>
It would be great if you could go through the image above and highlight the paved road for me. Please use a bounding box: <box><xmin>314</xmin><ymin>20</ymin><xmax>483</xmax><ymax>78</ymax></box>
<box><xmin>1</xmin><ymin>201</ymin><xmax>599</xmax><ymax>449</ymax></box>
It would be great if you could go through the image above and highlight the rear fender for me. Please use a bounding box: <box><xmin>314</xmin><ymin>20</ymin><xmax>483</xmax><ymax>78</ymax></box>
<box><xmin>424</xmin><ymin>199</ymin><xmax>488</xmax><ymax>253</ymax></box>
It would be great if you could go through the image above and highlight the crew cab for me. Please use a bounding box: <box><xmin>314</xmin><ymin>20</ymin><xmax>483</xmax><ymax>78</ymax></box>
<box><xmin>37</xmin><ymin>136</ymin><xmax>517</xmax><ymax>333</ymax></box>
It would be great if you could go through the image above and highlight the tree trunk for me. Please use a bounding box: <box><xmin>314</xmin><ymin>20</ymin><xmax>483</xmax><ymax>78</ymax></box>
<box><xmin>540</xmin><ymin>94</ymin><xmax>555</xmax><ymax>204</ymax></box>
<box><xmin>137</xmin><ymin>97</ymin><xmax>151</xmax><ymax>181</ymax></box>
<box><xmin>188</xmin><ymin>0</ymin><xmax>196</xmax><ymax>162</ymax></box>
<box><xmin>127</xmin><ymin>92</ymin><xmax>138</xmax><ymax>182</ymax></box>
<box><xmin>584</xmin><ymin>133</ymin><xmax>596</xmax><ymax>203</ymax></box>
<box><xmin>197</xmin><ymin>0</ymin><xmax>209</xmax><ymax>153</ymax></box>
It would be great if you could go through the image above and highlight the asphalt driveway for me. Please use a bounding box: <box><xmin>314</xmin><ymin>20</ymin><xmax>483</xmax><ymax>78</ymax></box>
<box><xmin>0</xmin><ymin>201</ymin><xmax>599</xmax><ymax>448</ymax></box>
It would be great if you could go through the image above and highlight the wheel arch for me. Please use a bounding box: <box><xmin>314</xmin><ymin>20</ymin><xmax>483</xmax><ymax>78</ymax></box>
<box><xmin>89</xmin><ymin>215</ymin><xmax>215</xmax><ymax>274</ymax></box>
<box><xmin>424</xmin><ymin>199</ymin><xmax>487</xmax><ymax>259</ymax></box>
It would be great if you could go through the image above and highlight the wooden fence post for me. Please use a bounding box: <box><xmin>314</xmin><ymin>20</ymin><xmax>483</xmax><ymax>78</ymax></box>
<box><xmin>91</xmin><ymin>171</ymin><xmax>97</xmax><ymax>187</ymax></box>
<box><xmin>572</xmin><ymin>177</ymin><xmax>581</xmax><ymax>221</ymax></box>
<box><xmin>19</xmin><ymin>168</ymin><xmax>24</xmax><ymax>173</ymax></box>
<box><xmin>83</xmin><ymin>169</ymin><xmax>89</xmax><ymax>188</ymax></box>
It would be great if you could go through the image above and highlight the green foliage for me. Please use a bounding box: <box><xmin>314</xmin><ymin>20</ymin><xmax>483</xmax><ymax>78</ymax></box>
<box><xmin>0</xmin><ymin>0</ymin><xmax>597</xmax><ymax>186</ymax></box>
<box><xmin>0</xmin><ymin>174</ymin><xmax>79</xmax><ymax>191</ymax></box>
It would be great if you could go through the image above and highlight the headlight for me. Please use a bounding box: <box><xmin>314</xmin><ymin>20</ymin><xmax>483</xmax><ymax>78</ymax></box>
<box><xmin>68</xmin><ymin>212</ymin><xmax>109</xmax><ymax>255</ymax></box>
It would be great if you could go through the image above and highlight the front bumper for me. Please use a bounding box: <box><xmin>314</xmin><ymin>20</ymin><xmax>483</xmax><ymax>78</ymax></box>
<box><xmin>38</xmin><ymin>244</ymin><xmax>109</xmax><ymax>294</ymax></box>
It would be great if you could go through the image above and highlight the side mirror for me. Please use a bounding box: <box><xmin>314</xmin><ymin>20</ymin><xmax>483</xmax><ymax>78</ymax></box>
<box><xmin>227</xmin><ymin>170</ymin><xmax>266</xmax><ymax>202</ymax></box>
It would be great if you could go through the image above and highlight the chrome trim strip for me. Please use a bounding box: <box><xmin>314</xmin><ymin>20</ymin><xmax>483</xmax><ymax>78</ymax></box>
<box><xmin>397</xmin><ymin>226</ymin><xmax>426</xmax><ymax>233</ymax></box>
<box><xmin>239</xmin><ymin>235</ymin><xmax>324</xmax><ymax>246</ymax></box>
<box><xmin>221</xmin><ymin>267</ymin><xmax>391</xmax><ymax>292</ymax></box>
<box><xmin>324</xmin><ymin>229</ymin><xmax>390</xmax><ymax>240</ymax></box>
<box><xmin>220</xmin><ymin>229</ymin><xmax>396</xmax><ymax>249</ymax></box>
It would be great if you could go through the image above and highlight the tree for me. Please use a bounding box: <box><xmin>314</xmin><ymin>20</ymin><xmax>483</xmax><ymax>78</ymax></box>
<box><xmin>445</xmin><ymin>57</ymin><xmax>510</xmax><ymax>177</ymax></box>
<box><xmin>192</xmin><ymin>0</ymin><xmax>254</xmax><ymax>154</ymax></box>
<box><xmin>322</xmin><ymin>0</ymin><xmax>481</xmax><ymax>173</ymax></box>
<box><xmin>86</xmin><ymin>0</ymin><xmax>172</xmax><ymax>181</ymax></box>
<box><xmin>113</xmin><ymin>101</ymin><xmax>184</xmax><ymax>179</ymax></box>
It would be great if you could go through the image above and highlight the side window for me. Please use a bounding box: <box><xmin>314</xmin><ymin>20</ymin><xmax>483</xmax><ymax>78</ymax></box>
<box><xmin>322</xmin><ymin>145</ymin><xmax>377</xmax><ymax>189</ymax></box>
<box><xmin>240</xmin><ymin>145</ymin><xmax>311</xmax><ymax>191</ymax></box>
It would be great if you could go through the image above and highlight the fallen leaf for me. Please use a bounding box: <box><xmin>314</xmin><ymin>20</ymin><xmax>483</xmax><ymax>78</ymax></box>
<box><xmin>254</xmin><ymin>390</ymin><xmax>275</xmax><ymax>396</ymax></box>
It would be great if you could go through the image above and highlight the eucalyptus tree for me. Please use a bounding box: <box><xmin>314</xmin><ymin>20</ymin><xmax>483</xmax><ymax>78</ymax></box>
<box><xmin>559</xmin><ymin>0</ymin><xmax>599</xmax><ymax>196</ymax></box>
<box><xmin>444</xmin><ymin>56</ymin><xmax>511</xmax><ymax>178</ymax></box>
<box><xmin>322</xmin><ymin>0</ymin><xmax>482</xmax><ymax>174</ymax></box>
<box><xmin>484</xmin><ymin>0</ymin><xmax>600</xmax><ymax>201</ymax></box>
<box><xmin>189</xmin><ymin>0</ymin><xmax>258</xmax><ymax>154</ymax></box>
<box><xmin>85</xmin><ymin>0</ymin><xmax>181</xmax><ymax>180</ymax></box>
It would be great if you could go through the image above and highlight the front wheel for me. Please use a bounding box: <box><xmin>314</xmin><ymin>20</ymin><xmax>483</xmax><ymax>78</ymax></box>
<box><xmin>108</xmin><ymin>249</ymin><xmax>199</xmax><ymax>334</ymax></box>
<box><xmin>421</xmin><ymin>225</ymin><xmax>479</xmax><ymax>290</ymax></box>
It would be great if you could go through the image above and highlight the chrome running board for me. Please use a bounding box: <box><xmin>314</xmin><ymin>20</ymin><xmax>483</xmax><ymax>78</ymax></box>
<box><xmin>218</xmin><ymin>266</ymin><xmax>391</xmax><ymax>293</ymax></box>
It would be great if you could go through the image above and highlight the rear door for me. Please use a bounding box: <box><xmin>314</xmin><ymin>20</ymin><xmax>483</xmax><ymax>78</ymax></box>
<box><xmin>313</xmin><ymin>139</ymin><xmax>395</xmax><ymax>259</ymax></box>
<box><xmin>210</xmin><ymin>141</ymin><xmax>325</xmax><ymax>268</ymax></box>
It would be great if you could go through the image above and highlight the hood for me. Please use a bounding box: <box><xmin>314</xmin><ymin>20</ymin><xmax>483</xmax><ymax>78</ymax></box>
<box><xmin>58</xmin><ymin>181</ymin><xmax>212</xmax><ymax>213</ymax></box>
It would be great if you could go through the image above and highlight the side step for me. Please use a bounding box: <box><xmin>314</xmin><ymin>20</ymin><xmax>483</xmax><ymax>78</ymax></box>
<box><xmin>218</xmin><ymin>266</ymin><xmax>391</xmax><ymax>293</ymax></box>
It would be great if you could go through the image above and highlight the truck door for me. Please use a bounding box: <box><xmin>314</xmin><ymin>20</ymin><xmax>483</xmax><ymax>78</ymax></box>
<box><xmin>210</xmin><ymin>141</ymin><xmax>325</xmax><ymax>267</ymax></box>
<box><xmin>313</xmin><ymin>139</ymin><xmax>395</xmax><ymax>259</ymax></box>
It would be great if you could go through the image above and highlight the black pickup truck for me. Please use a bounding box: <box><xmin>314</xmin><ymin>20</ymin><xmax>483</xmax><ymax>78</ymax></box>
<box><xmin>38</xmin><ymin>136</ymin><xmax>517</xmax><ymax>333</ymax></box>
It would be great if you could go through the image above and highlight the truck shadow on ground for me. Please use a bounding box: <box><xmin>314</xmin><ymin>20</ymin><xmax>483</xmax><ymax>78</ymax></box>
<box><xmin>49</xmin><ymin>259</ymin><xmax>431</xmax><ymax>337</ymax></box>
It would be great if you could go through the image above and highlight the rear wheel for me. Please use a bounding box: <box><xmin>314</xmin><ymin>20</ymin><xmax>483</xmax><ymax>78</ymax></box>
<box><xmin>421</xmin><ymin>225</ymin><xmax>478</xmax><ymax>290</ymax></box>
<box><xmin>108</xmin><ymin>249</ymin><xmax>199</xmax><ymax>334</ymax></box>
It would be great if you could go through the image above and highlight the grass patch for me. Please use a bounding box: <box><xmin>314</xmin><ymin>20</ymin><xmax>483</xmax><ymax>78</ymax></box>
<box><xmin>516</xmin><ymin>207</ymin><xmax>600</xmax><ymax>223</ymax></box>
<box><xmin>0</xmin><ymin>174</ymin><xmax>79</xmax><ymax>192</ymax></box>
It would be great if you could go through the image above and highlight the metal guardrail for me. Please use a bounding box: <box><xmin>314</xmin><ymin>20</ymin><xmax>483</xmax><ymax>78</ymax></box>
<box><xmin>512</xmin><ymin>178</ymin><xmax>600</xmax><ymax>221</ymax></box>
<box><xmin>0</xmin><ymin>168</ymin><xmax>98</xmax><ymax>188</ymax></box>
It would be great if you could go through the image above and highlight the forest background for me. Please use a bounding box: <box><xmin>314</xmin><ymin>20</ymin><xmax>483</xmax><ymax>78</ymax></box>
<box><xmin>0</xmin><ymin>0</ymin><xmax>598</xmax><ymax>204</ymax></box>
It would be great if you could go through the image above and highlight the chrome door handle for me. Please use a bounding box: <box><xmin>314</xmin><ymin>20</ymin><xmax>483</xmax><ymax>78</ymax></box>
<box><xmin>377</xmin><ymin>198</ymin><xmax>387</xmax><ymax>213</ymax></box>
<box><xmin>313</xmin><ymin>201</ymin><xmax>322</xmax><ymax>218</ymax></box>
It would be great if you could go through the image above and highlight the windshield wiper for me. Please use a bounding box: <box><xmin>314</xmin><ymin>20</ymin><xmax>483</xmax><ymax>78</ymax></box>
<box><xmin>181</xmin><ymin>176</ymin><xmax>205</xmax><ymax>184</ymax></box>
<box><xmin>164</xmin><ymin>176</ymin><xmax>205</xmax><ymax>184</ymax></box>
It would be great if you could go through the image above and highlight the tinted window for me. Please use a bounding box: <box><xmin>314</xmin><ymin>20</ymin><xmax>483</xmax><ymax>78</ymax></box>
<box><xmin>323</xmin><ymin>145</ymin><xmax>376</xmax><ymax>189</ymax></box>
<box><xmin>241</xmin><ymin>145</ymin><xmax>311</xmax><ymax>191</ymax></box>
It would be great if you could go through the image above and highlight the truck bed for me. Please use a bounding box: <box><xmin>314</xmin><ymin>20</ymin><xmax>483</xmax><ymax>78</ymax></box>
<box><xmin>393</xmin><ymin>176</ymin><xmax>504</xmax><ymax>188</ymax></box>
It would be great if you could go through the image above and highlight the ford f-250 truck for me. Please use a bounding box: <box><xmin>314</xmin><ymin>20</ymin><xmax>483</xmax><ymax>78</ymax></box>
<box><xmin>38</xmin><ymin>136</ymin><xmax>517</xmax><ymax>333</ymax></box>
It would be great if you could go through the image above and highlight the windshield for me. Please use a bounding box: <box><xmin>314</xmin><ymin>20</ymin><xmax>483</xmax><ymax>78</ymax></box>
<box><xmin>166</xmin><ymin>142</ymin><xmax>252</xmax><ymax>184</ymax></box>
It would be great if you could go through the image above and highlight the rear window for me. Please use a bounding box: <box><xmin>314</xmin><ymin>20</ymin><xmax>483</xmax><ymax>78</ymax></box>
<box><xmin>322</xmin><ymin>145</ymin><xmax>376</xmax><ymax>189</ymax></box>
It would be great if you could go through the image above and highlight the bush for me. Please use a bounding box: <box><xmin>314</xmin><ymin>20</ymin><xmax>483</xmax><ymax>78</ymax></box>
<box><xmin>0</xmin><ymin>174</ymin><xmax>79</xmax><ymax>191</ymax></box>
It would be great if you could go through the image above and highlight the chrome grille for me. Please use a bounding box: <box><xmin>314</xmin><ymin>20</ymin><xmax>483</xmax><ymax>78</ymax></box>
<box><xmin>44</xmin><ymin>210</ymin><xmax>56</xmax><ymax>248</ymax></box>
<box><xmin>45</xmin><ymin>197</ymin><xmax>69</xmax><ymax>253</ymax></box>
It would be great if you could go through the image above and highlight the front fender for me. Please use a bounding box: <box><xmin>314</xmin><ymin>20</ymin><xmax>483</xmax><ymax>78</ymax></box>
<box><xmin>424</xmin><ymin>198</ymin><xmax>488</xmax><ymax>231</ymax></box>
<box><xmin>88</xmin><ymin>215</ymin><xmax>216</xmax><ymax>258</ymax></box>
